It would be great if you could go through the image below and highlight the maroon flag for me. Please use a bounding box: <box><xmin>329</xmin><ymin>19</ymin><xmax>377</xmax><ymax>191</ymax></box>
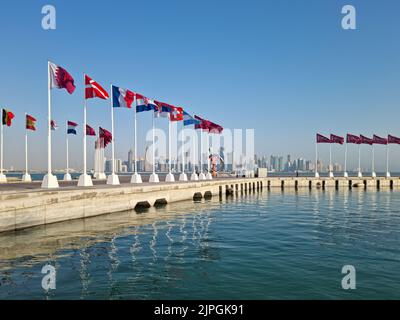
<box><xmin>209</xmin><ymin>121</ymin><xmax>223</xmax><ymax>134</ymax></box>
<box><xmin>330</xmin><ymin>134</ymin><xmax>344</xmax><ymax>145</ymax></box>
<box><xmin>86</xmin><ymin>124</ymin><xmax>96</xmax><ymax>136</ymax></box>
<box><xmin>49</xmin><ymin>62</ymin><xmax>76</xmax><ymax>94</ymax></box>
<box><xmin>388</xmin><ymin>135</ymin><xmax>400</xmax><ymax>144</ymax></box>
<box><xmin>347</xmin><ymin>134</ymin><xmax>361</xmax><ymax>144</ymax></box>
<box><xmin>99</xmin><ymin>127</ymin><xmax>112</xmax><ymax>147</ymax></box>
<box><xmin>373</xmin><ymin>135</ymin><xmax>388</xmax><ymax>145</ymax></box>
<box><xmin>316</xmin><ymin>134</ymin><xmax>331</xmax><ymax>143</ymax></box>
<box><xmin>360</xmin><ymin>135</ymin><xmax>373</xmax><ymax>145</ymax></box>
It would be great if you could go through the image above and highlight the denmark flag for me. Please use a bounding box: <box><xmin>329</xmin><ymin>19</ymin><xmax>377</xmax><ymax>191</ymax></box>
<box><xmin>85</xmin><ymin>75</ymin><xmax>109</xmax><ymax>100</ymax></box>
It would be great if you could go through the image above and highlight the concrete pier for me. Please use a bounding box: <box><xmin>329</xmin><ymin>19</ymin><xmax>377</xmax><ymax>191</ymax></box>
<box><xmin>1</xmin><ymin>176</ymin><xmax>399</xmax><ymax>233</ymax></box>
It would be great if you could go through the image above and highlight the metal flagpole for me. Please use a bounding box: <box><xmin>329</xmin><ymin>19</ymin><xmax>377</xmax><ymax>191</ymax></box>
<box><xmin>358</xmin><ymin>144</ymin><xmax>362</xmax><ymax>178</ymax></box>
<box><xmin>78</xmin><ymin>74</ymin><xmax>93</xmax><ymax>186</ymax></box>
<box><xmin>165</xmin><ymin>115</ymin><xmax>175</xmax><ymax>182</ymax></box>
<box><xmin>22</xmin><ymin>114</ymin><xmax>31</xmax><ymax>182</ymax></box>
<box><xmin>386</xmin><ymin>144</ymin><xmax>391</xmax><ymax>178</ymax></box>
<box><xmin>0</xmin><ymin>108</ymin><xmax>5</xmax><ymax>182</ymax></box>
<box><xmin>372</xmin><ymin>144</ymin><xmax>376</xmax><ymax>178</ymax></box>
<box><xmin>107</xmin><ymin>85</ymin><xmax>120</xmax><ymax>185</ymax></box>
<box><xmin>199</xmin><ymin>129</ymin><xmax>205</xmax><ymax>180</ymax></box>
<box><xmin>131</xmin><ymin>98</ymin><xmax>142</xmax><ymax>183</ymax></box>
<box><xmin>42</xmin><ymin>61</ymin><xmax>59</xmax><ymax>188</ymax></box>
<box><xmin>329</xmin><ymin>144</ymin><xmax>334</xmax><ymax>178</ymax></box>
<box><xmin>149</xmin><ymin>109</ymin><xmax>159</xmax><ymax>183</ymax></box>
<box><xmin>344</xmin><ymin>142</ymin><xmax>348</xmax><ymax>178</ymax></box>
<box><xmin>179</xmin><ymin>124</ymin><xmax>187</xmax><ymax>181</ymax></box>
<box><xmin>206</xmin><ymin>132</ymin><xmax>212</xmax><ymax>180</ymax></box>
<box><xmin>315</xmin><ymin>142</ymin><xmax>318</xmax><ymax>176</ymax></box>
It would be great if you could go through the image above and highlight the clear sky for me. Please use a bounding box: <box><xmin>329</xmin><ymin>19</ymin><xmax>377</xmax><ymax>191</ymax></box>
<box><xmin>0</xmin><ymin>0</ymin><xmax>400</xmax><ymax>171</ymax></box>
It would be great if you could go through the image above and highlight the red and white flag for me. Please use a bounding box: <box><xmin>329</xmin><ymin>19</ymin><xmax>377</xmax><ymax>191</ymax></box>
<box><xmin>49</xmin><ymin>62</ymin><xmax>76</xmax><ymax>94</ymax></box>
<box><xmin>85</xmin><ymin>75</ymin><xmax>109</xmax><ymax>100</ymax></box>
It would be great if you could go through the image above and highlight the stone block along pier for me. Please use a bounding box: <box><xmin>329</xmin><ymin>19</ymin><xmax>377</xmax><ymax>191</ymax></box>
<box><xmin>1</xmin><ymin>176</ymin><xmax>400</xmax><ymax>233</ymax></box>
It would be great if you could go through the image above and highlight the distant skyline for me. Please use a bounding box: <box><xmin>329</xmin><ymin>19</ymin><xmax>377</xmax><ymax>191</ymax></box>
<box><xmin>1</xmin><ymin>0</ymin><xmax>400</xmax><ymax>171</ymax></box>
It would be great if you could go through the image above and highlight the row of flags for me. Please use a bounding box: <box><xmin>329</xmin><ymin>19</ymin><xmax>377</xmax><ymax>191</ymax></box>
<box><xmin>317</xmin><ymin>134</ymin><xmax>400</xmax><ymax>145</ymax></box>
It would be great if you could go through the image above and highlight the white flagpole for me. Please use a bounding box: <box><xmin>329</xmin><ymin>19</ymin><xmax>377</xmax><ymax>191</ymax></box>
<box><xmin>386</xmin><ymin>143</ymin><xmax>391</xmax><ymax>178</ymax></box>
<box><xmin>107</xmin><ymin>85</ymin><xmax>120</xmax><ymax>185</ymax></box>
<box><xmin>344</xmin><ymin>142</ymin><xmax>348</xmax><ymax>178</ymax></box>
<box><xmin>206</xmin><ymin>132</ymin><xmax>212</xmax><ymax>180</ymax></box>
<box><xmin>166</xmin><ymin>115</ymin><xmax>175</xmax><ymax>182</ymax></box>
<box><xmin>372</xmin><ymin>144</ymin><xmax>376</xmax><ymax>178</ymax></box>
<box><xmin>22</xmin><ymin>113</ymin><xmax>31</xmax><ymax>182</ymax></box>
<box><xmin>131</xmin><ymin>99</ymin><xmax>142</xmax><ymax>183</ymax></box>
<box><xmin>149</xmin><ymin>108</ymin><xmax>159</xmax><ymax>183</ymax></box>
<box><xmin>199</xmin><ymin>129</ymin><xmax>205</xmax><ymax>180</ymax></box>
<box><xmin>0</xmin><ymin>108</ymin><xmax>5</xmax><ymax>183</ymax></box>
<box><xmin>358</xmin><ymin>144</ymin><xmax>362</xmax><ymax>178</ymax></box>
<box><xmin>78</xmin><ymin>74</ymin><xmax>93</xmax><ymax>186</ymax></box>
<box><xmin>42</xmin><ymin>61</ymin><xmax>59</xmax><ymax>188</ymax></box>
<box><xmin>329</xmin><ymin>143</ymin><xmax>334</xmax><ymax>178</ymax></box>
<box><xmin>315</xmin><ymin>142</ymin><xmax>319</xmax><ymax>178</ymax></box>
<box><xmin>190</xmin><ymin>123</ymin><xmax>199</xmax><ymax>181</ymax></box>
<box><xmin>179</xmin><ymin>123</ymin><xmax>187</xmax><ymax>181</ymax></box>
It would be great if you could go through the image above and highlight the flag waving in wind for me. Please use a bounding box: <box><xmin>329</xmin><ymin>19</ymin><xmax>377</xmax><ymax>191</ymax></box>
<box><xmin>86</xmin><ymin>125</ymin><xmax>96</xmax><ymax>136</ymax></box>
<box><xmin>169</xmin><ymin>106</ymin><xmax>184</xmax><ymax>122</ymax></box>
<box><xmin>373</xmin><ymin>135</ymin><xmax>388</xmax><ymax>145</ymax></box>
<box><xmin>183</xmin><ymin>111</ymin><xmax>201</xmax><ymax>126</ymax></box>
<box><xmin>99</xmin><ymin>127</ymin><xmax>112</xmax><ymax>147</ymax></box>
<box><xmin>67</xmin><ymin>121</ymin><xmax>78</xmax><ymax>135</ymax></box>
<box><xmin>316</xmin><ymin>134</ymin><xmax>331</xmax><ymax>143</ymax></box>
<box><xmin>85</xmin><ymin>75</ymin><xmax>109</xmax><ymax>100</ymax></box>
<box><xmin>112</xmin><ymin>85</ymin><xmax>134</xmax><ymax>108</ymax></box>
<box><xmin>347</xmin><ymin>134</ymin><xmax>361</xmax><ymax>144</ymax></box>
<box><xmin>360</xmin><ymin>135</ymin><xmax>373</xmax><ymax>145</ymax></box>
<box><xmin>154</xmin><ymin>101</ymin><xmax>172</xmax><ymax>118</ymax></box>
<box><xmin>330</xmin><ymin>134</ymin><xmax>344</xmax><ymax>145</ymax></box>
<box><xmin>49</xmin><ymin>62</ymin><xmax>76</xmax><ymax>94</ymax></box>
<box><xmin>26</xmin><ymin>115</ymin><xmax>37</xmax><ymax>131</ymax></box>
<box><xmin>388</xmin><ymin>135</ymin><xmax>400</xmax><ymax>144</ymax></box>
<box><xmin>51</xmin><ymin>120</ymin><xmax>58</xmax><ymax>131</ymax></box>
<box><xmin>2</xmin><ymin>109</ymin><xmax>15</xmax><ymax>127</ymax></box>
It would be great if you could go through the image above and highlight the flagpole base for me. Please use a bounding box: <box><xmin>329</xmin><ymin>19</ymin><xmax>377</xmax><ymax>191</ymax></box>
<box><xmin>344</xmin><ymin>172</ymin><xmax>349</xmax><ymax>178</ymax></box>
<box><xmin>21</xmin><ymin>173</ymin><xmax>32</xmax><ymax>183</ymax></box>
<box><xmin>131</xmin><ymin>173</ymin><xmax>143</xmax><ymax>184</ymax></box>
<box><xmin>63</xmin><ymin>173</ymin><xmax>72</xmax><ymax>181</ymax></box>
<box><xmin>328</xmin><ymin>171</ymin><xmax>334</xmax><ymax>178</ymax></box>
<box><xmin>165</xmin><ymin>173</ymin><xmax>175</xmax><ymax>182</ymax></box>
<box><xmin>41</xmin><ymin>173</ymin><xmax>59</xmax><ymax>189</ymax></box>
<box><xmin>0</xmin><ymin>174</ymin><xmax>7</xmax><ymax>183</ymax></box>
<box><xmin>206</xmin><ymin>172</ymin><xmax>213</xmax><ymax>180</ymax></box>
<box><xmin>358</xmin><ymin>172</ymin><xmax>363</xmax><ymax>178</ymax></box>
<box><xmin>372</xmin><ymin>172</ymin><xmax>377</xmax><ymax>178</ymax></box>
<box><xmin>107</xmin><ymin>174</ymin><xmax>120</xmax><ymax>186</ymax></box>
<box><xmin>198</xmin><ymin>172</ymin><xmax>206</xmax><ymax>180</ymax></box>
<box><xmin>78</xmin><ymin>173</ymin><xmax>93</xmax><ymax>187</ymax></box>
<box><xmin>149</xmin><ymin>173</ymin><xmax>160</xmax><ymax>183</ymax></box>
<box><xmin>179</xmin><ymin>173</ymin><xmax>188</xmax><ymax>182</ymax></box>
<box><xmin>386</xmin><ymin>172</ymin><xmax>391</xmax><ymax>178</ymax></box>
<box><xmin>94</xmin><ymin>173</ymin><xmax>107</xmax><ymax>180</ymax></box>
<box><xmin>315</xmin><ymin>172</ymin><xmax>320</xmax><ymax>178</ymax></box>
<box><xmin>190</xmin><ymin>173</ymin><xmax>199</xmax><ymax>181</ymax></box>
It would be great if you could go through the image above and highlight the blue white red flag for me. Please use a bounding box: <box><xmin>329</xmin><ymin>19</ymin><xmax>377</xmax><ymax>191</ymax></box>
<box><xmin>136</xmin><ymin>94</ymin><xmax>157</xmax><ymax>113</ymax></box>
<box><xmin>183</xmin><ymin>111</ymin><xmax>201</xmax><ymax>126</ymax></box>
<box><xmin>112</xmin><ymin>85</ymin><xmax>134</xmax><ymax>108</ymax></box>
<box><xmin>154</xmin><ymin>101</ymin><xmax>172</xmax><ymax>118</ymax></box>
<box><xmin>67</xmin><ymin>121</ymin><xmax>78</xmax><ymax>135</ymax></box>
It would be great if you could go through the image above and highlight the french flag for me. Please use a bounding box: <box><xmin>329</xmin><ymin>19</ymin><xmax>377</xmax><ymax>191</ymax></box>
<box><xmin>67</xmin><ymin>121</ymin><xmax>78</xmax><ymax>135</ymax></box>
<box><xmin>112</xmin><ymin>85</ymin><xmax>135</xmax><ymax>108</ymax></box>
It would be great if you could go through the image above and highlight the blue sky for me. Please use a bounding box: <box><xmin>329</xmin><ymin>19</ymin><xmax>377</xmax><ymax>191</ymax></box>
<box><xmin>0</xmin><ymin>0</ymin><xmax>400</xmax><ymax>171</ymax></box>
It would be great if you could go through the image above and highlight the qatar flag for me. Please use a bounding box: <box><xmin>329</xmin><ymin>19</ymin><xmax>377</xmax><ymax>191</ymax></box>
<box><xmin>99</xmin><ymin>127</ymin><xmax>112</xmax><ymax>147</ymax></box>
<box><xmin>347</xmin><ymin>134</ymin><xmax>361</xmax><ymax>144</ymax></box>
<box><xmin>330</xmin><ymin>134</ymin><xmax>344</xmax><ymax>145</ymax></box>
<box><xmin>373</xmin><ymin>135</ymin><xmax>388</xmax><ymax>145</ymax></box>
<box><xmin>388</xmin><ymin>135</ymin><xmax>400</xmax><ymax>144</ymax></box>
<box><xmin>49</xmin><ymin>62</ymin><xmax>76</xmax><ymax>94</ymax></box>
<box><xmin>360</xmin><ymin>135</ymin><xmax>373</xmax><ymax>145</ymax></box>
<box><xmin>316</xmin><ymin>134</ymin><xmax>331</xmax><ymax>143</ymax></box>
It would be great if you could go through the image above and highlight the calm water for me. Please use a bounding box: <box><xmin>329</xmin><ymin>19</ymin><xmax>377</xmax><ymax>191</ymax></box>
<box><xmin>0</xmin><ymin>189</ymin><xmax>400</xmax><ymax>300</ymax></box>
